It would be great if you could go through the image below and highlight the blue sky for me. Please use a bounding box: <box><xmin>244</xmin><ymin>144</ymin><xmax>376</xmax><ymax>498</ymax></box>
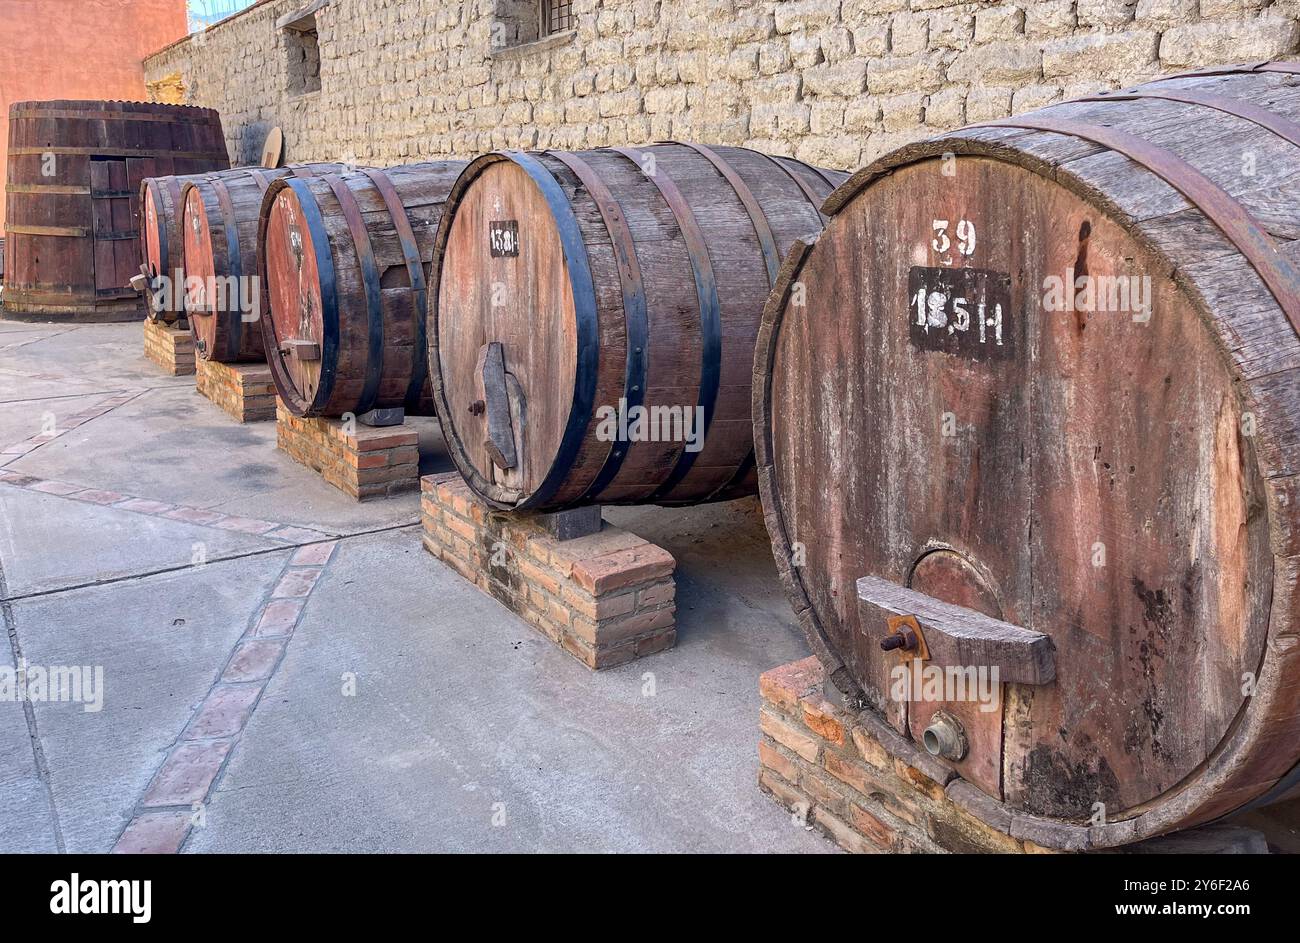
<box><xmin>188</xmin><ymin>0</ymin><xmax>258</xmax><ymax>30</ymax></box>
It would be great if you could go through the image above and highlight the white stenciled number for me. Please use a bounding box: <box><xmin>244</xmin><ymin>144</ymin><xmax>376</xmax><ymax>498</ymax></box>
<box><xmin>931</xmin><ymin>219</ymin><xmax>950</xmax><ymax>254</ymax></box>
<box><xmin>956</xmin><ymin>219</ymin><xmax>976</xmax><ymax>256</ymax></box>
<box><xmin>950</xmin><ymin>297</ymin><xmax>969</xmax><ymax>333</ymax></box>
<box><xmin>931</xmin><ymin>218</ymin><xmax>977</xmax><ymax>258</ymax></box>
<box><xmin>915</xmin><ymin>288</ymin><xmax>949</xmax><ymax>331</ymax></box>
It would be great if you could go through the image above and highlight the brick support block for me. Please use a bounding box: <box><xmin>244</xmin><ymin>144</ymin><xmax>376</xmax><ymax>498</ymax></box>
<box><xmin>420</xmin><ymin>472</ymin><xmax>676</xmax><ymax>669</ymax></box>
<box><xmin>758</xmin><ymin>657</ymin><xmax>1038</xmax><ymax>853</ymax></box>
<box><xmin>195</xmin><ymin>357</ymin><xmax>276</xmax><ymax>422</ymax></box>
<box><xmin>758</xmin><ymin>657</ymin><xmax>1272</xmax><ymax>854</ymax></box>
<box><xmin>143</xmin><ymin>318</ymin><xmax>196</xmax><ymax>376</ymax></box>
<box><xmin>277</xmin><ymin>403</ymin><xmax>420</xmax><ymax>500</ymax></box>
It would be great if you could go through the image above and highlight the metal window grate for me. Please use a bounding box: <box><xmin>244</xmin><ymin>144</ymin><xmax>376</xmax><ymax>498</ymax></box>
<box><xmin>542</xmin><ymin>0</ymin><xmax>573</xmax><ymax>36</ymax></box>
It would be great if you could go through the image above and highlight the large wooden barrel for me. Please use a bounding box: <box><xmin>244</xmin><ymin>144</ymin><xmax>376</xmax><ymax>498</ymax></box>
<box><xmin>754</xmin><ymin>64</ymin><xmax>1300</xmax><ymax>849</ymax></box>
<box><xmin>258</xmin><ymin>161</ymin><xmax>466</xmax><ymax>417</ymax></box>
<box><xmin>430</xmin><ymin>145</ymin><xmax>848</xmax><ymax>512</ymax></box>
<box><xmin>180</xmin><ymin>164</ymin><xmax>349</xmax><ymax>362</ymax></box>
<box><xmin>3</xmin><ymin>100</ymin><xmax>228</xmax><ymax>321</ymax></box>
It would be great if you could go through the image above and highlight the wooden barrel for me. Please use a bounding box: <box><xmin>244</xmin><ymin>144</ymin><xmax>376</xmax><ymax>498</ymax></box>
<box><xmin>180</xmin><ymin>163</ymin><xmax>349</xmax><ymax>362</ymax></box>
<box><xmin>3</xmin><ymin>100</ymin><xmax>228</xmax><ymax>321</ymax></box>
<box><xmin>140</xmin><ymin>174</ymin><xmax>190</xmax><ymax>321</ymax></box>
<box><xmin>430</xmin><ymin>144</ymin><xmax>848</xmax><ymax>512</ymax></box>
<box><xmin>258</xmin><ymin>161</ymin><xmax>466</xmax><ymax>416</ymax></box>
<box><xmin>754</xmin><ymin>64</ymin><xmax>1300</xmax><ymax>849</ymax></box>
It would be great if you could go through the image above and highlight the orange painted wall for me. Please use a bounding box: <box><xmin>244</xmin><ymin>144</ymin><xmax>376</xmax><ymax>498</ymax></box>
<box><xmin>0</xmin><ymin>0</ymin><xmax>190</xmax><ymax>235</ymax></box>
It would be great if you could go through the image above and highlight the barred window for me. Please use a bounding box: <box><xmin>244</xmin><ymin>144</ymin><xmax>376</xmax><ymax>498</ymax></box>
<box><xmin>541</xmin><ymin>0</ymin><xmax>573</xmax><ymax>36</ymax></box>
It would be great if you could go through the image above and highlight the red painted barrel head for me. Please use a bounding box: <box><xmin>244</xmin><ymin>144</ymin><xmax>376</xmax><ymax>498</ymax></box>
<box><xmin>182</xmin><ymin>186</ymin><xmax>220</xmax><ymax>359</ymax></box>
<box><xmin>141</xmin><ymin>181</ymin><xmax>165</xmax><ymax>279</ymax></box>
<box><xmin>436</xmin><ymin>159</ymin><xmax>578</xmax><ymax>505</ymax></box>
<box><xmin>765</xmin><ymin>154</ymin><xmax>1268</xmax><ymax>818</ymax></box>
<box><xmin>263</xmin><ymin>185</ymin><xmax>326</xmax><ymax>411</ymax></box>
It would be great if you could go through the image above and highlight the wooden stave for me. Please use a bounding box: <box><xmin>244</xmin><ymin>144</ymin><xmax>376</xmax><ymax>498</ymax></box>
<box><xmin>258</xmin><ymin>161</ymin><xmax>464</xmax><ymax>418</ymax></box>
<box><xmin>179</xmin><ymin>164</ymin><xmax>347</xmax><ymax>363</ymax></box>
<box><xmin>753</xmin><ymin>68</ymin><xmax>1300</xmax><ymax>848</ymax></box>
<box><xmin>428</xmin><ymin>145</ymin><xmax>846</xmax><ymax>512</ymax></box>
<box><xmin>4</xmin><ymin>100</ymin><xmax>228</xmax><ymax>320</ymax></box>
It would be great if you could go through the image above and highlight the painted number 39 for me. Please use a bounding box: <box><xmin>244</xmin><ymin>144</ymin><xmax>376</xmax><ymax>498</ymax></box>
<box><xmin>931</xmin><ymin>219</ymin><xmax>976</xmax><ymax>257</ymax></box>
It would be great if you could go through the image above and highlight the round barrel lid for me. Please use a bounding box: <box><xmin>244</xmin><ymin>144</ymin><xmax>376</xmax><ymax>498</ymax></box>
<box><xmin>434</xmin><ymin>156</ymin><xmax>581</xmax><ymax>509</ymax></box>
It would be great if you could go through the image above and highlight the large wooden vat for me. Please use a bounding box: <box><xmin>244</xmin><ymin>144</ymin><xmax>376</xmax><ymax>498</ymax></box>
<box><xmin>430</xmin><ymin>145</ymin><xmax>847</xmax><ymax>512</ymax></box>
<box><xmin>258</xmin><ymin>161</ymin><xmax>466</xmax><ymax>417</ymax></box>
<box><xmin>3</xmin><ymin>100</ymin><xmax>228</xmax><ymax>321</ymax></box>
<box><xmin>179</xmin><ymin>164</ymin><xmax>349</xmax><ymax>362</ymax></box>
<box><xmin>754</xmin><ymin>65</ymin><xmax>1300</xmax><ymax>849</ymax></box>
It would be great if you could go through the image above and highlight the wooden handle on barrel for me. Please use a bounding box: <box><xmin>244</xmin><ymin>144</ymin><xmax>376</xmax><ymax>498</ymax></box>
<box><xmin>856</xmin><ymin>576</ymin><xmax>1055</xmax><ymax>685</ymax></box>
<box><xmin>478</xmin><ymin>341</ymin><xmax>518</xmax><ymax>471</ymax></box>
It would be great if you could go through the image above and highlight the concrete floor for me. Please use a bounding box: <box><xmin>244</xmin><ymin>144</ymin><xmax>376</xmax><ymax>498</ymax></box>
<box><xmin>0</xmin><ymin>318</ymin><xmax>833</xmax><ymax>853</ymax></box>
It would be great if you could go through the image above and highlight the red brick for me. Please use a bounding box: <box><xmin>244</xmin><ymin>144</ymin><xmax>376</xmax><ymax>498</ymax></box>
<box><xmin>253</xmin><ymin>599</ymin><xmax>304</xmax><ymax>636</ymax></box>
<box><xmin>637</xmin><ymin>581</ymin><xmax>675</xmax><ymax>608</ymax></box>
<box><xmin>112</xmin><ymin>811</ymin><xmax>192</xmax><ymax>854</ymax></box>
<box><xmin>816</xmin><ymin>807</ymin><xmax>886</xmax><ymax>854</ymax></box>
<box><xmin>142</xmin><ymin>740</ymin><xmax>232</xmax><ymax>807</ymax></box>
<box><xmin>850</xmin><ymin>726</ymin><xmax>891</xmax><ymax>769</ymax></box>
<box><xmin>802</xmin><ymin>695</ymin><xmax>846</xmax><ymax>746</ymax></box>
<box><xmin>802</xmin><ymin>769</ymin><xmax>846</xmax><ymax>814</ymax></box>
<box><xmin>273</xmin><ymin>567</ymin><xmax>322</xmax><ymax>598</ymax></box>
<box><xmin>116</xmin><ymin>497</ymin><xmax>175</xmax><ymax>515</ymax></box>
<box><xmin>74</xmin><ymin>489</ymin><xmax>130</xmax><ymax>504</ymax></box>
<box><xmin>760</xmin><ymin>708</ymin><xmax>820</xmax><ymax>763</ymax></box>
<box><xmin>184</xmin><ymin>684</ymin><xmax>261</xmax><ymax>739</ymax></box>
<box><xmin>758</xmin><ymin>768</ymin><xmax>808</xmax><ymax>815</ymax></box>
<box><xmin>597</xmin><ymin>605</ymin><xmax>674</xmax><ymax>644</ymax></box>
<box><xmin>759</xmin><ymin>740</ymin><xmax>800</xmax><ymax>782</ymax></box>
<box><xmin>442</xmin><ymin>512</ymin><xmax>476</xmax><ymax>541</ymax></box>
<box><xmin>824</xmin><ymin>750</ymin><xmax>880</xmax><ymax>796</ymax></box>
<box><xmin>352</xmin><ymin>431</ymin><xmax>417</xmax><ymax>451</ymax></box>
<box><xmin>214</xmin><ymin>516</ymin><xmax>279</xmax><ymax>535</ymax></box>
<box><xmin>355</xmin><ymin>451</ymin><xmax>390</xmax><ymax>469</ymax></box>
<box><xmin>519</xmin><ymin>558</ymin><xmax>561</xmax><ymax>596</ymax></box>
<box><xmin>635</xmin><ymin>629</ymin><xmax>675</xmax><ymax>656</ymax></box>
<box><xmin>570</xmin><ymin>544</ymin><xmax>675</xmax><ymax>594</ymax></box>
<box><xmin>848</xmin><ymin>804</ymin><xmax>898</xmax><ymax>851</ymax></box>
<box><xmin>759</xmin><ymin>656</ymin><xmax>824</xmax><ymax>714</ymax></box>
<box><xmin>27</xmin><ymin>480</ymin><xmax>83</xmax><ymax>496</ymax></box>
<box><xmin>268</xmin><ymin>525</ymin><xmax>329</xmax><ymax>543</ymax></box>
<box><xmin>291</xmin><ymin>540</ymin><xmax>338</xmax><ymax>566</ymax></box>
<box><xmin>164</xmin><ymin>506</ymin><xmax>227</xmax><ymax>526</ymax></box>
<box><xmin>222</xmin><ymin>639</ymin><xmax>286</xmax><ymax>683</ymax></box>
<box><xmin>893</xmin><ymin>758</ymin><xmax>947</xmax><ymax>801</ymax></box>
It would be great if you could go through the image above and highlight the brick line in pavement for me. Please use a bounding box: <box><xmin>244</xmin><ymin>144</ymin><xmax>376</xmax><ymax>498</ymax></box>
<box><xmin>111</xmin><ymin>539</ymin><xmax>340</xmax><ymax>853</ymax></box>
<box><xmin>0</xmin><ymin>467</ymin><xmax>330</xmax><ymax>544</ymax></box>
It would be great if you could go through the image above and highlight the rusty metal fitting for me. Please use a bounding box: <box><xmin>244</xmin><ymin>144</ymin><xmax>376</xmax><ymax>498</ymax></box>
<box><xmin>923</xmin><ymin>711</ymin><xmax>968</xmax><ymax>761</ymax></box>
<box><xmin>880</xmin><ymin>625</ymin><xmax>919</xmax><ymax>652</ymax></box>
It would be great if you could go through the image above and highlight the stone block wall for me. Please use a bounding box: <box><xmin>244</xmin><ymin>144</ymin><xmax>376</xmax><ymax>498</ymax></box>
<box><xmin>144</xmin><ymin>0</ymin><xmax>1300</xmax><ymax>172</ymax></box>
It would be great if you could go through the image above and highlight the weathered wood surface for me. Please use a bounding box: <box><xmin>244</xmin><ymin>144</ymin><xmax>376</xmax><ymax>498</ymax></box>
<box><xmin>4</xmin><ymin>100</ymin><xmax>228</xmax><ymax>321</ymax></box>
<box><xmin>430</xmin><ymin>144</ymin><xmax>848</xmax><ymax>512</ymax></box>
<box><xmin>754</xmin><ymin>67</ymin><xmax>1300</xmax><ymax>848</ymax></box>
<box><xmin>181</xmin><ymin>163</ymin><xmax>346</xmax><ymax>362</ymax></box>
<box><xmin>259</xmin><ymin>161</ymin><xmax>465</xmax><ymax>417</ymax></box>
<box><xmin>857</xmin><ymin>576</ymin><xmax>1055</xmax><ymax>685</ymax></box>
